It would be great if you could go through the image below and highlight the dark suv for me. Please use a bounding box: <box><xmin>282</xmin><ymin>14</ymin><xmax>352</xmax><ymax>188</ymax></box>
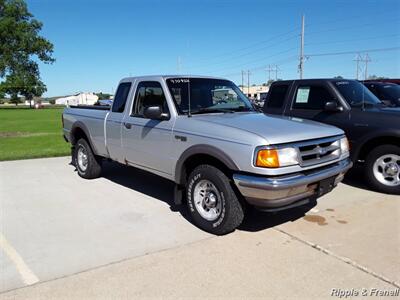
<box><xmin>363</xmin><ymin>82</ymin><xmax>400</xmax><ymax>107</ymax></box>
<box><xmin>263</xmin><ymin>79</ymin><xmax>400</xmax><ymax>194</ymax></box>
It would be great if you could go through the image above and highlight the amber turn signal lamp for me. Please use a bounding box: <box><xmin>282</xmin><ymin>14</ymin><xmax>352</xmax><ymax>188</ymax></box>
<box><xmin>256</xmin><ymin>149</ymin><xmax>280</xmax><ymax>168</ymax></box>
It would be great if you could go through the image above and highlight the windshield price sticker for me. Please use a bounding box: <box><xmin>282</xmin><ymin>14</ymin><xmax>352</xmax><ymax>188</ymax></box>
<box><xmin>169</xmin><ymin>78</ymin><xmax>190</xmax><ymax>84</ymax></box>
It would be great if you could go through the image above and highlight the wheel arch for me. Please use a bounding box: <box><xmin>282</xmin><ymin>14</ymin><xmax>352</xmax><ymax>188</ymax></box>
<box><xmin>175</xmin><ymin>145</ymin><xmax>239</xmax><ymax>185</ymax></box>
<box><xmin>356</xmin><ymin>133</ymin><xmax>400</xmax><ymax>162</ymax></box>
<box><xmin>70</xmin><ymin>122</ymin><xmax>98</xmax><ymax>155</ymax></box>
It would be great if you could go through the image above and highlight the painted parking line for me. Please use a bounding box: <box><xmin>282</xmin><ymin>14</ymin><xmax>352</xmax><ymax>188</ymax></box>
<box><xmin>0</xmin><ymin>233</ymin><xmax>39</xmax><ymax>286</ymax></box>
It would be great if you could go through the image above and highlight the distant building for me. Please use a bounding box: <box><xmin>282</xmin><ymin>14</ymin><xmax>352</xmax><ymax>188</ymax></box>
<box><xmin>240</xmin><ymin>85</ymin><xmax>269</xmax><ymax>100</ymax></box>
<box><xmin>55</xmin><ymin>92</ymin><xmax>98</xmax><ymax>106</ymax></box>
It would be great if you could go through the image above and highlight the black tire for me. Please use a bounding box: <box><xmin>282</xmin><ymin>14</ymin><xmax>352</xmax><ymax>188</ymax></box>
<box><xmin>186</xmin><ymin>165</ymin><xmax>244</xmax><ymax>235</ymax></box>
<box><xmin>74</xmin><ymin>138</ymin><xmax>102</xmax><ymax>179</ymax></box>
<box><xmin>365</xmin><ymin>144</ymin><xmax>400</xmax><ymax>195</ymax></box>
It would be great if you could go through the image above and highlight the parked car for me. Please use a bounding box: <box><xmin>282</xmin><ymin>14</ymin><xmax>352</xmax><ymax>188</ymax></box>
<box><xmin>62</xmin><ymin>75</ymin><xmax>352</xmax><ymax>234</ymax></box>
<box><xmin>363</xmin><ymin>82</ymin><xmax>400</xmax><ymax>107</ymax></box>
<box><xmin>263</xmin><ymin>79</ymin><xmax>400</xmax><ymax>194</ymax></box>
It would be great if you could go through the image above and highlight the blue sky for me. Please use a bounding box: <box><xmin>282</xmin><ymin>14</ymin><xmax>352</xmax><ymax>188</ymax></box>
<box><xmin>28</xmin><ymin>0</ymin><xmax>400</xmax><ymax>96</ymax></box>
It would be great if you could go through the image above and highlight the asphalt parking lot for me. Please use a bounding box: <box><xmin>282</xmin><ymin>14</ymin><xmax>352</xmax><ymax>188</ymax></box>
<box><xmin>0</xmin><ymin>157</ymin><xmax>399</xmax><ymax>299</ymax></box>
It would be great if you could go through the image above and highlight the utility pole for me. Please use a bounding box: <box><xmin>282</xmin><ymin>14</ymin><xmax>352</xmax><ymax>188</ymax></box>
<box><xmin>274</xmin><ymin>65</ymin><xmax>279</xmax><ymax>80</ymax></box>
<box><xmin>265</xmin><ymin>65</ymin><xmax>279</xmax><ymax>83</ymax></box>
<box><xmin>241</xmin><ymin>70</ymin><xmax>244</xmax><ymax>89</ymax></box>
<box><xmin>247</xmin><ymin>70</ymin><xmax>250</xmax><ymax>96</ymax></box>
<box><xmin>298</xmin><ymin>14</ymin><xmax>305</xmax><ymax>79</ymax></box>
<box><xmin>364</xmin><ymin>53</ymin><xmax>371</xmax><ymax>80</ymax></box>
<box><xmin>266</xmin><ymin>64</ymin><xmax>271</xmax><ymax>82</ymax></box>
<box><xmin>354</xmin><ymin>53</ymin><xmax>371</xmax><ymax>80</ymax></box>
<box><xmin>354</xmin><ymin>54</ymin><xmax>362</xmax><ymax>80</ymax></box>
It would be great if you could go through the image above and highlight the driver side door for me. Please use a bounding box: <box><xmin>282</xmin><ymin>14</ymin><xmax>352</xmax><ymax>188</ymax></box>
<box><xmin>121</xmin><ymin>80</ymin><xmax>175</xmax><ymax>177</ymax></box>
<box><xmin>285</xmin><ymin>82</ymin><xmax>350</xmax><ymax>130</ymax></box>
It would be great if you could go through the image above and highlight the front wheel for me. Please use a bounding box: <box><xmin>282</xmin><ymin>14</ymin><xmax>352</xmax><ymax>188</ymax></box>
<box><xmin>74</xmin><ymin>138</ymin><xmax>102</xmax><ymax>179</ymax></box>
<box><xmin>186</xmin><ymin>165</ymin><xmax>244</xmax><ymax>235</ymax></box>
<box><xmin>365</xmin><ymin>145</ymin><xmax>400</xmax><ymax>195</ymax></box>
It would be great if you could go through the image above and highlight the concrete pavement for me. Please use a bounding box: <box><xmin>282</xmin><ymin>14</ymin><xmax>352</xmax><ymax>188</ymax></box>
<box><xmin>0</xmin><ymin>157</ymin><xmax>399</xmax><ymax>299</ymax></box>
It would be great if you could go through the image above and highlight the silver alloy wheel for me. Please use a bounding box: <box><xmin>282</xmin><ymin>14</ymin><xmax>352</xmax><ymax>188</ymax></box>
<box><xmin>77</xmin><ymin>146</ymin><xmax>88</xmax><ymax>172</ymax></box>
<box><xmin>373</xmin><ymin>154</ymin><xmax>400</xmax><ymax>187</ymax></box>
<box><xmin>193</xmin><ymin>179</ymin><xmax>222</xmax><ymax>221</ymax></box>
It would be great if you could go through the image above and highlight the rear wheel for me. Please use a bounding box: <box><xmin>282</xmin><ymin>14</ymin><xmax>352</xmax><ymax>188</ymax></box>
<box><xmin>186</xmin><ymin>165</ymin><xmax>244</xmax><ymax>235</ymax></box>
<box><xmin>74</xmin><ymin>138</ymin><xmax>102</xmax><ymax>179</ymax></box>
<box><xmin>365</xmin><ymin>145</ymin><xmax>400</xmax><ymax>195</ymax></box>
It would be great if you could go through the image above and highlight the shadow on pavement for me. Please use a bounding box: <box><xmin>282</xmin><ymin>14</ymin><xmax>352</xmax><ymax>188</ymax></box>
<box><xmin>99</xmin><ymin>161</ymin><xmax>318</xmax><ymax>233</ymax></box>
<box><xmin>238</xmin><ymin>200</ymin><xmax>317</xmax><ymax>232</ymax></box>
<box><xmin>341</xmin><ymin>164</ymin><xmax>374</xmax><ymax>191</ymax></box>
<box><xmin>101</xmin><ymin>161</ymin><xmax>180</xmax><ymax>210</ymax></box>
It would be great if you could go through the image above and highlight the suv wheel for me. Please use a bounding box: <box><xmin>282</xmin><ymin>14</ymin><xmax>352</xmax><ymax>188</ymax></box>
<box><xmin>186</xmin><ymin>165</ymin><xmax>244</xmax><ymax>235</ymax></box>
<box><xmin>74</xmin><ymin>138</ymin><xmax>102</xmax><ymax>179</ymax></box>
<box><xmin>365</xmin><ymin>145</ymin><xmax>400</xmax><ymax>195</ymax></box>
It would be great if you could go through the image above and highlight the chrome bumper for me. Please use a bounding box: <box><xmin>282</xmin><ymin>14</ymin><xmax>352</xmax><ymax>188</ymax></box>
<box><xmin>233</xmin><ymin>158</ymin><xmax>353</xmax><ymax>210</ymax></box>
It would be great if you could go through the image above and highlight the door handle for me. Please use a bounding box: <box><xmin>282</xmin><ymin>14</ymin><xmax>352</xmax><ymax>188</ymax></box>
<box><xmin>123</xmin><ymin>122</ymin><xmax>132</xmax><ymax>129</ymax></box>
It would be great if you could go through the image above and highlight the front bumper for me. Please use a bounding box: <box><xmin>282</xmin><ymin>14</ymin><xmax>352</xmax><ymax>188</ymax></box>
<box><xmin>233</xmin><ymin>158</ymin><xmax>353</xmax><ymax>211</ymax></box>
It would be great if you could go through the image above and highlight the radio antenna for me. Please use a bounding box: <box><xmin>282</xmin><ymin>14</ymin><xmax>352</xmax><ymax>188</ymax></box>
<box><xmin>187</xmin><ymin>79</ymin><xmax>192</xmax><ymax>117</ymax></box>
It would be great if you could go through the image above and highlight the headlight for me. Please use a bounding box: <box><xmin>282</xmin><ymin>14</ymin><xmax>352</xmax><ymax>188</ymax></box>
<box><xmin>340</xmin><ymin>137</ymin><xmax>350</xmax><ymax>155</ymax></box>
<box><xmin>255</xmin><ymin>147</ymin><xmax>299</xmax><ymax>168</ymax></box>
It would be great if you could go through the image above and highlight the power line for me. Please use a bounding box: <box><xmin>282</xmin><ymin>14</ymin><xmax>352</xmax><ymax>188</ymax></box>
<box><xmin>208</xmin><ymin>47</ymin><xmax>297</xmax><ymax>75</ymax></box>
<box><xmin>306</xmin><ymin>46</ymin><xmax>400</xmax><ymax>57</ymax></box>
<box><xmin>305</xmin><ymin>34</ymin><xmax>400</xmax><ymax>46</ymax></box>
<box><xmin>306</xmin><ymin>17</ymin><xmax>400</xmax><ymax>36</ymax></box>
<box><xmin>304</xmin><ymin>10</ymin><xmax>398</xmax><ymax>29</ymax></box>
<box><xmin>185</xmin><ymin>27</ymin><xmax>300</xmax><ymax>68</ymax></box>
<box><xmin>187</xmin><ymin>33</ymin><xmax>299</xmax><ymax>70</ymax></box>
<box><xmin>222</xmin><ymin>55</ymin><xmax>297</xmax><ymax>78</ymax></box>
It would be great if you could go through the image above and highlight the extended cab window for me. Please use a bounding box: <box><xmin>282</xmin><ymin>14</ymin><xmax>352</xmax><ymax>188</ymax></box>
<box><xmin>112</xmin><ymin>82</ymin><xmax>132</xmax><ymax>113</ymax></box>
<box><xmin>292</xmin><ymin>85</ymin><xmax>334</xmax><ymax>110</ymax></box>
<box><xmin>334</xmin><ymin>80</ymin><xmax>381</xmax><ymax>107</ymax></box>
<box><xmin>266</xmin><ymin>84</ymin><xmax>289</xmax><ymax>108</ymax></box>
<box><xmin>132</xmin><ymin>81</ymin><xmax>169</xmax><ymax>117</ymax></box>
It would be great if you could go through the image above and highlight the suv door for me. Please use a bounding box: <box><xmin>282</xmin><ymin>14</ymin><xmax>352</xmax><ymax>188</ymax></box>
<box><xmin>285</xmin><ymin>81</ymin><xmax>351</xmax><ymax>130</ymax></box>
<box><xmin>122</xmin><ymin>80</ymin><xmax>174</xmax><ymax>176</ymax></box>
<box><xmin>106</xmin><ymin>82</ymin><xmax>132</xmax><ymax>163</ymax></box>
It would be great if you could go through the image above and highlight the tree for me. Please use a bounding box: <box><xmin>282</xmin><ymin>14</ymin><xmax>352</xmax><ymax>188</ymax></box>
<box><xmin>2</xmin><ymin>61</ymin><xmax>46</xmax><ymax>105</ymax></box>
<box><xmin>0</xmin><ymin>0</ymin><xmax>54</xmax><ymax>106</ymax></box>
<box><xmin>95</xmin><ymin>92</ymin><xmax>112</xmax><ymax>100</ymax></box>
<box><xmin>334</xmin><ymin>75</ymin><xmax>343</xmax><ymax>79</ymax></box>
<box><xmin>368</xmin><ymin>75</ymin><xmax>388</xmax><ymax>80</ymax></box>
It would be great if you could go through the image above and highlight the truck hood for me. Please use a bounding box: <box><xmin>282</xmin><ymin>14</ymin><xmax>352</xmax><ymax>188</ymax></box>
<box><xmin>193</xmin><ymin>112</ymin><xmax>343</xmax><ymax>145</ymax></box>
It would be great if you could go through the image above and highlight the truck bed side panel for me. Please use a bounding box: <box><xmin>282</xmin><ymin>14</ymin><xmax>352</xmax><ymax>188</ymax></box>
<box><xmin>63</xmin><ymin>107</ymin><xmax>109</xmax><ymax>157</ymax></box>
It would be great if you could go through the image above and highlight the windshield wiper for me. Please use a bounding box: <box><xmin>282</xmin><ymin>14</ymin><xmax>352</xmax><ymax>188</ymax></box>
<box><xmin>190</xmin><ymin>108</ymin><xmax>235</xmax><ymax>115</ymax></box>
<box><xmin>231</xmin><ymin>106</ymin><xmax>253</xmax><ymax>112</ymax></box>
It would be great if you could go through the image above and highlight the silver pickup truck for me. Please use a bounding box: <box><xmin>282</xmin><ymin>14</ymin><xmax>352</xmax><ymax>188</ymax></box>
<box><xmin>62</xmin><ymin>75</ymin><xmax>352</xmax><ymax>234</ymax></box>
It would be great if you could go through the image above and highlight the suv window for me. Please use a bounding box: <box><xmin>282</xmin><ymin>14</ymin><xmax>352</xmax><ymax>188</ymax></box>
<box><xmin>132</xmin><ymin>81</ymin><xmax>169</xmax><ymax>117</ymax></box>
<box><xmin>112</xmin><ymin>82</ymin><xmax>132</xmax><ymax>113</ymax></box>
<box><xmin>266</xmin><ymin>84</ymin><xmax>289</xmax><ymax>108</ymax></box>
<box><xmin>292</xmin><ymin>85</ymin><xmax>334</xmax><ymax>110</ymax></box>
<box><xmin>334</xmin><ymin>80</ymin><xmax>380</xmax><ymax>107</ymax></box>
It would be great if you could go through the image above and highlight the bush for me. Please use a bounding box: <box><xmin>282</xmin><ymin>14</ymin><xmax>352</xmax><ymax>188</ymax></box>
<box><xmin>49</xmin><ymin>99</ymin><xmax>55</xmax><ymax>105</ymax></box>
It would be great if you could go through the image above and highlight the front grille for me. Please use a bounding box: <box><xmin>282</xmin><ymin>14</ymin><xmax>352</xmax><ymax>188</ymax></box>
<box><xmin>296</xmin><ymin>137</ymin><xmax>341</xmax><ymax>167</ymax></box>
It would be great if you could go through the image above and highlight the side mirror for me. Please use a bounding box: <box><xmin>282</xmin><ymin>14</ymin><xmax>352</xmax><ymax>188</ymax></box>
<box><xmin>324</xmin><ymin>101</ymin><xmax>343</xmax><ymax>112</ymax></box>
<box><xmin>143</xmin><ymin>105</ymin><xmax>169</xmax><ymax>120</ymax></box>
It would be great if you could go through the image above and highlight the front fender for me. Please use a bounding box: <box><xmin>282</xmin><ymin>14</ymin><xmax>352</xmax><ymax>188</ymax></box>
<box><xmin>174</xmin><ymin>144</ymin><xmax>239</xmax><ymax>184</ymax></box>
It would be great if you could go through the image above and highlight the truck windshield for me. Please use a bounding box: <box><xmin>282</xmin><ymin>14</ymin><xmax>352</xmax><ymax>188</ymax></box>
<box><xmin>334</xmin><ymin>80</ymin><xmax>382</xmax><ymax>107</ymax></box>
<box><xmin>166</xmin><ymin>78</ymin><xmax>254</xmax><ymax>114</ymax></box>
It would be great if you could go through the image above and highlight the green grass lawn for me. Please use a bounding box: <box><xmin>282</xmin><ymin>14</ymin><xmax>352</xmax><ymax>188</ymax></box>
<box><xmin>0</xmin><ymin>107</ymin><xmax>70</xmax><ymax>161</ymax></box>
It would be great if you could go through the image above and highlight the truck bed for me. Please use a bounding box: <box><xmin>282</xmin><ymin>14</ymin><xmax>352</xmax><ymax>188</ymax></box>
<box><xmin>63</xmin><ymin>106</ymin><xmax>110</xmax><ymax>157</ymax></box>
<box><xmin>69</xmin><ymin>105</ymin><xmax>111</xmax><ymax>111</ymax></box>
